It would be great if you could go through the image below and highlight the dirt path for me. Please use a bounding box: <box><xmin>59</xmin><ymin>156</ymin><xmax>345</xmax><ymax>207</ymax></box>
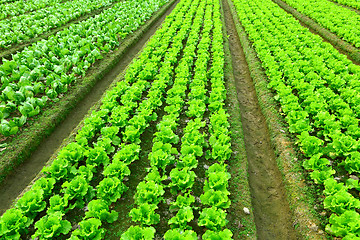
<box><xmin>222</xmin><ymin>0</ymin><xmax>297</xmax><ymax>239</ymax></box>
<box><xmin>0</xmin><ymin>0</ymin><xmax>179</xmax><ymax>216</ymax></box>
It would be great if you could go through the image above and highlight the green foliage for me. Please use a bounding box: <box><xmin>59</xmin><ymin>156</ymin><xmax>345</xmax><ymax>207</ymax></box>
<box><xmin>134</xmin><ymin>181</ymin><xmax>165</xmax><ymax>205</ymax></box>
<box><xmin>103</xmin><ymin>160</ymin><xmax>131</xmax><ymax>180</ymax></box>
<box><xmin>164</xmin><ymin>229</ymin><xmax>197</xmax><ymax>240</ymax></box>
<box><xmin>129</xmin><ymin>203</ymin><xmax>160</xmax><ymax>226</ymax></box>
<box><xmin>85</xmin><ymin>199</ymin><xmax>118</xmax><ymax>223</ymax></box>
<box><xmin>62</xmin><ymin>176</ymin><xmax>94</xmax><ymax>209</ymax></box>
<box><xmin>0</xmin><ymin>209</ymin><xmax>31</xmax><ymax>239</ymax></box>
<box><xmin>70</xmin><ymin>218</ymin><xmax>105</xmax><ymax>240</ymax></box>
<box><xmin>96</xmin><ymin>177</ymin><xmax>128</xmax><ymax>203</ymax></box>
<box><xmin>121</xmin><ymin>226</ymin><xmax>156</xmax><ymax>240</ymax></box>
<box><xmin>202</xmin><ymin>229</ymin><xmax>233</xmax><ymax>240</ymax></box>
<box><xmin>32</xmin><ymin>211</ymin><xmax>71</xmax><ymax>239</ymax></box>
<box><xmin>16</xmin><ymin>189</ymin><xmax>46</xmax><ymax>218</ymax></box>
<box><xmin>198</xmin><ymin>207</ymin><xmax>228</xmax><ymax>231</ymax></box>
<box><xmin>169</xmin><ymin>168</ymin><xmax>195</xmax><ymax>193</ymax></box>
<box><xmin>168</xmin><ymin>207</ymin><xmax>194</xmax><ymax>229</ymax></box>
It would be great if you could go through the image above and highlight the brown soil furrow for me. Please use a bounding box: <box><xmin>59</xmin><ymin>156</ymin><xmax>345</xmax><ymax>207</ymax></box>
<box><xmin>222</xmin><ymin>0</ymin><xmax>297</xmax><ymax>239</ymax></box>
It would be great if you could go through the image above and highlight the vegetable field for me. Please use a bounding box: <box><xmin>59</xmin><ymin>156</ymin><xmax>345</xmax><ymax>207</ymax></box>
<box><xmin>0</xmin><ymin>0</ymin><xmax>360</xmax><ymax>239</ymax></box>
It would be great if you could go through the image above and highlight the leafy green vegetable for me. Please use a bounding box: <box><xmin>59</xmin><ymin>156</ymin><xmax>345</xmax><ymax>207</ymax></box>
<box><xmin>129</xmin><ymin>203</ymin><xmax>160</xmax><ymax>226</ymax></box>
<box><xmin>164</xmin><ymin>229</ymin><xmax>197</xmax><ymax>239</ymax></box>
<box><xmin>16</xmin><ymin>189</ymin><xmax>46</xmax><ymax>218</ymax></box>
<box><xmin>198</xmin><ymin>207</ymin><xmax>228</xmax><ymax>231</ymax></box>
<box><xmin>32</xmin><ymin>211</ymin><xmax>71</xmax><ymax>239</ymax></box>
<box><xmin>202</xmin><ymin>229</ymin><xmax>233</xmax><ymax>240</ymax></box>
<box><xmin>96</xmin><ymin>177</ymin><xmax>128</xmax><ymax>203</ymax></box>
<box><xmin>0</xmin><ymin>208</ymin><xmax>31</xmax><ymax>240</ymax></box>
<box><xmin>121</xmin><ymin>226</ymin><xmax>156</xmax><ymax>240</ymax></box>
<box><xmin>85</xmin><ymin>199</ymin><xmax>118</xmax><ymax>223</ymax></box>
<box><xmin>168</xmin><ymin>206</ymin><xmax>194</xmax><ymax>229</ymax></box>
<box><xmin>70</xmin><ymin>218</ymin><xmax>105</xmax><ymax>240</ymax></box>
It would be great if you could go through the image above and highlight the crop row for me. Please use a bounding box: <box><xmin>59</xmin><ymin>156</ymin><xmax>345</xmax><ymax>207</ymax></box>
<box><xmin>331</xmin><ymin>0</ymin><xmax>360</xmax><ymax>10</ymax></box>
<box><xmin>0</xmin><ymin>0</ymin><xmax>235</xmax><ymax>238</ymax></box>
<box><xmin>0</xmin><ymin>0</ymin><xmax>192</xmax><ymax>238</ymax></box>
<box><xmin>0</xmin><ymin>0</ymin><xmax>63</xmax><ymax>20</ymax></box>
<box><xmin>281</xmin><ymin>0</ymin><xmax>360</xmax><ymax>48</ymax></box>
<box><xmin>122</xmin><ymin>0</ymin><xmax>204</xmax><ymax>237</ymax></box>
<box><xmin>122</xmin><ymin>0</ymin><xmax>234</xmax><ymax>238</ymax></box>
<box><xmin>231</xmin><ymin>0</ymin><xmax>360</xmax><ymax>238</ymax></box>
<box><xmin>0</xmin><ymin>0</ymin><xmax>118</xmax><ymax>49</ymax></box>
<box><xmin>0</xmin><ymin>0</ymin><xmax>168</xmax><ymax>138</ymax></box>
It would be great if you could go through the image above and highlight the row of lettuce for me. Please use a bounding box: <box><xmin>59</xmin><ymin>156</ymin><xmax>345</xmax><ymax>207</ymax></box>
<box><xmin>0</xmin><ymin>0</ymin><xmax>119</xmax><ymax>49</ymax></box>
<box><xmin>0</xmin><ymin>0</ymin><xmax>63</xmax><ymax>20</ymax></box>
<box><xmin>231</xmin><ymin>0</ymin><xmax>360</xmax><ymax>238</ymax></box>
<box><xmin>331</xmin><ymin>0</ymin><xmax>360</xmax><ymax>10</ymax></box>
<box><xmin>0</xmin><ymin>0</ymin><xmax>168</xmax><ymax>138</ymax></box>
<box><xmin>0</xmin><ymin>0</ymin><xmax>235</xmax><ymax>239</ymax></box>
<box><xmin>122</xmin><ymin>0</ymin><xmax>233</xmax><ymax>238</ymax></box>
<box><xmin>280</xmin><ymin>0</ymin><xmax>360</xmax><ymax>48</ymax></box>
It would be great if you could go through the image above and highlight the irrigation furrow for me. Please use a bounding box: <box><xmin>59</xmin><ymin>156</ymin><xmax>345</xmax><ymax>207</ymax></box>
<box><xmin>222</xmin><ymin>0</ymin><xmax>297</xmax><ymax>239</ymax></box>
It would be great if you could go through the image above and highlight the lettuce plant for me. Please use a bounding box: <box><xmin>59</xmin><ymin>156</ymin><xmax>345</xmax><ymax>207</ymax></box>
<box><xmin>32</xmin><ymin>211</ymin><xmax>71</xmax><ymax>239</ymax></box>
<box><xmin>202</xmin><ymin>229</ymin><xmax>233</xmax><ymax>240</ymax></box>
<box><xmin>326</xmin><ymin>210</ymin><xmax>360</xmax><ymax>237</ymax></box>
<box><xmin>31</xmin><ymin>177</ymin><xmax>56</xmax><ymax>197</ymax></box>
<box><xmin>16</xmin><ymin>188</ymin><xmax>46</xmax><ymax>218</ymax></box>
<box><xmin>70</xmin><ymin>218</ymin><xmax>105</xmax><ymax>240</ymax></box>
<box><xmin>0</xmin><ymin>208</ymin><xmax>31</xmax><ymax>239</ymax></box>
<box><xmin>121</xmin><ymin>226</ymin><xmax>155</xmax><ymax>240</ymax></box>
<box><xmin>200</xmin><ymin>190</ymin><xmax>231</xmax><ymax>208</ymax></box>
<box><xmin>169</xmin><ymin>168</ymin><xmax>195</xmax><ymax>193</ymax></box>
<box><xmin>129</xmin><ymin>203</ymin><xmax>160</xmax><ymax>226</ymax></box>
<box><xmin>198</xmin><ymin>207</ymin><xmax>228</xmax><ymax>231</ymax></box>
<box><xmin>103</xmin><ymin>160</ymin><xmax>131</xmax><ymax>180</ymax></box>
<box><xmin>170</xmin><ymin>192</ymin><xmax>195</xmax><ymax>211</ymax></box>
<box><xmin>62</xmin><ymin>176</ymin><xmax>94</xmax><ymax>209</ymax></box>
<box><xmin>134</xmin><ymin>180</ymin><xmax>165</xmax><ymax>205</ymax></box>
<box><xmin>85</xmin><ymin>199</ymin><xmax>118</xmax><ymax>223</ymax></box>
<box><xmin>113</xmin><ymin>143</ymin><xmax>141</xmax><ymax>164</ymax></box>
<box><xmin>164</xmin><ymin>229</ymin><xmax>197</xmax><ymax>240</ymax></box>
<box><xmin>168</xmin><ymin>206</ymin><xmax>194</xmax><ymax>229</ymax></box>
<box><xmin>96</xmin><ymin>177</ymin><xmax>128</xmax><ymax>203</ymax></box>
<box><xmin>42</xmin><ymin>157</ymin><xmax>71</xmax><ymax>181</ymax></box>
<box><xmin>47</xmin><ymin>194</ymin><xmax>69</xmax><ymax>215</ymax></box>
<box><xmin>149</xmin><ymin>142</ymin><xmax>177</xmax><ymax>171</ymax></box>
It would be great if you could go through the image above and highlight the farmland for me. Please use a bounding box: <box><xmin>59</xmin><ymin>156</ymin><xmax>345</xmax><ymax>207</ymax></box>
<box><xmin>0</xmin><ymin>0</ymin><xmax>359</xmax><ymax>239</ymax></box>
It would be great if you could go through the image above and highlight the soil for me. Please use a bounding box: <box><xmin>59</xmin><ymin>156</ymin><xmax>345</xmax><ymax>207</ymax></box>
<box><xmin>222</xmin><ymin>0</ymin><xmax>297</xmax><ymax>239</ymax></box>
<box><xmin>0</xmin><ymin>0</ymin><xmax>179</xmax><ymax>216</ymax></box>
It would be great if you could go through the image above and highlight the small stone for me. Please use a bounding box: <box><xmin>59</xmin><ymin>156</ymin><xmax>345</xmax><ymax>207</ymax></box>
<box><xmin>204</xmin><ymin>164</ymin><xmax>209</xmax><ymax>170</ymax></box>
<box><xmin>318</xmin><ymin>230</ymin><xmax>324</xmax><ymax>234</ymax></box>
<box><xmin>280</xmin><ymin>129</ymin><xmax>285</xmax><ymax>133</ymax></box>
<box><xmin>334</xmin><ymin>177</ymin><xmax>341</xmax><ymax>181</ymax></box>
<box><xmin>350</xmin><ymin>175</ymin><xmax>359</xmax><ymax>181</ymax></box>
<box><xmin>243</xmin><ymin>207</ymin><xmax>250</xmax><ymax>215</ymax></box>
<box><xmin>320</xmin><ymin>211</ymin><xmax>327</xmax><ymax>216</ymax></box>
<box><xmin>309</xmin><ymin>223</ymin><xmax>318</xmax><ymax>231</ymax></box>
